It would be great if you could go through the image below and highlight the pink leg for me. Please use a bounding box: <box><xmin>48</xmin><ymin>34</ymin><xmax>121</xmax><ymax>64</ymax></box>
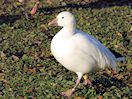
<box><xmin>83</xmin><ymin>75</ymin><xmax>92</xmax><ymax>86</ymax></box>
<box><xmin>61</xmin><ymin>72</ymin><xmax>83</xmax><ymax>97</ymax></box>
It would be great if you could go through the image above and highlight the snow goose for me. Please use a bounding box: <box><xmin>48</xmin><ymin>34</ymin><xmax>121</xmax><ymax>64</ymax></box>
<box><xmin>48</xmin><ymin>11</ymin><xmax>122</xmax><ymax>97</ymax></box>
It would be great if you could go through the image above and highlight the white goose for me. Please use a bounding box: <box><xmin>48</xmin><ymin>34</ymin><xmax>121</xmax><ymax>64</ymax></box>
<box><xmin>48</xmin><ymin>11</ymin><xmax>120</xmax><ymax>97</ymax></box>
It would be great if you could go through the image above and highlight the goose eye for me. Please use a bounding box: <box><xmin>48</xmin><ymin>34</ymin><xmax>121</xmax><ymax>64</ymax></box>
<box><xmin>62</xmin><ymin>17</ymin><xmax>64</xmax><ymax>19</ymax></box>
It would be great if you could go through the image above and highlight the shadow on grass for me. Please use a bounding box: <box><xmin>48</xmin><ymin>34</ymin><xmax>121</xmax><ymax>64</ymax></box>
<box><xmin>109</xmin><ymin>48</ymin><xmax>124</xmax><ymax>59</ymax></box>
<box><xmin>0</xmin><ymin>14</ymin><xmax>21</xmax><ymax>25</ymax></box>
<box><xmin>92</xmin><ymin>75</ymin><xmax>128</xmax><ymax>95</ymax></box>
<box><xmin>39</xmin><ymin>0</ymin><xmax>132</xmax><ymax>14</ymax></box>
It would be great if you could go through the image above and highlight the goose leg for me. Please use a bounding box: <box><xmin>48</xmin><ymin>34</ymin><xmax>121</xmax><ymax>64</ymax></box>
<box><xmin>83</xmin><ymin>74</ymin><xmax>92</xmax><ymax>86</ymax></box>
<box><xmin>61</xmin><ymin>72</ymin><xmax>83</xmax><ymax>97</ymax></box>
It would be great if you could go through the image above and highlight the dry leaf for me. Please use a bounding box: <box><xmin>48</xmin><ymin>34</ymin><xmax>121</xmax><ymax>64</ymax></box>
<box><xmin>23</xmin><ymin>66</ymin><xmax>28</xmax><ymax>72</ymax></box>
<box><xmin>130</xmin><ymin>26</ymin><xmax>132</xmax><ymax>31</ymax></box>
<box><xmin>47</xmin><ymin>0</ymin><xmax>53</xmax><ymax>4</ymax></box>
<box><xmin>116</xmin><ymin>32</ymin><xmax>122</xmax><ymax>36</ymax></box>
<box><xmin>39</xmin><ymin>68</ymin><xmax>45</xmax><ymax>72</ymax></box>
<box><xmin>0</xmin><ymin>51</ymin><xmax>6</xmax><ymax>58</ymax></box>
<box><xmin>114</xmin><ymin>45</ymin><xmax>119</xmax><ymax>48</ymax></box>
<box><xmin>0</xmin><ymin>79</ymin><xmax>7</xmax><ymax>83</ymax></box>
<box><xmin>12</xmin><ymin>55</ymin><xmax>19</xmax><ymax>61</ymax></box>
<box><xmin>25</xmin><ymin>89</ymin><xmax>33</xmax><ymax>93</ymax></box>
<box><xmin>98</xmin><ymin>96</ymin><xmax>103</xmax><ymax>99</ymax></box>
<box><xmin>0</xmin><ymin>73</ymin><xmax>5</xmax><ymax>79</ymax></box>
<box><xmin>28</xmin><ymin>68</ymin><xmax>36</xmax><ymax>74</ymax></box>
<box><xmin>40</xmin><ymin>24</ymin><xmax>48</xmax><ymax>30</ymax></box>
<box><xmin>36</xmin><ymin>64</ymin><xmax>41</xmax><ymax>67</ymax></box>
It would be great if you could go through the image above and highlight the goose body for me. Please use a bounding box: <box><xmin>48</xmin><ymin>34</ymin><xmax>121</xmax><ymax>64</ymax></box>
<box><xmin>51</xmin><ymin>28</ymin><xmax>117</xmax><ymax>73</ymax></box>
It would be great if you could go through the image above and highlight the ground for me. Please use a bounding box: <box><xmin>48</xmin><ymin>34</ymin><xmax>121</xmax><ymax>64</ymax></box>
<box><xmin>0</xmin><ymin>0</ymin><xmax>132</xmax><ymax>99</ymax></box>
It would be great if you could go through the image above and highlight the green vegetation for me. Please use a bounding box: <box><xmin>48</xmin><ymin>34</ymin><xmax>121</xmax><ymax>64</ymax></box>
<box><xmin>0</xmin><ymin>0</ymin><xmax>131</xmax><ymax>98</ymax></box>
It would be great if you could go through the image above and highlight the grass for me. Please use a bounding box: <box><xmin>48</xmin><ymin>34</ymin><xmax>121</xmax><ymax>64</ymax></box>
<box><xmin>0</xmin><ymin>0</ymin><xmax>132</xmax><ymax>98</ymax></box>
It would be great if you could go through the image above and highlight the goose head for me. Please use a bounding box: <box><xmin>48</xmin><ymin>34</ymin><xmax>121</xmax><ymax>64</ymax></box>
<box><xmin>48</xmin><ymin>11</ymin><xmax>76</xmax><ymax>28</ymax></box>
